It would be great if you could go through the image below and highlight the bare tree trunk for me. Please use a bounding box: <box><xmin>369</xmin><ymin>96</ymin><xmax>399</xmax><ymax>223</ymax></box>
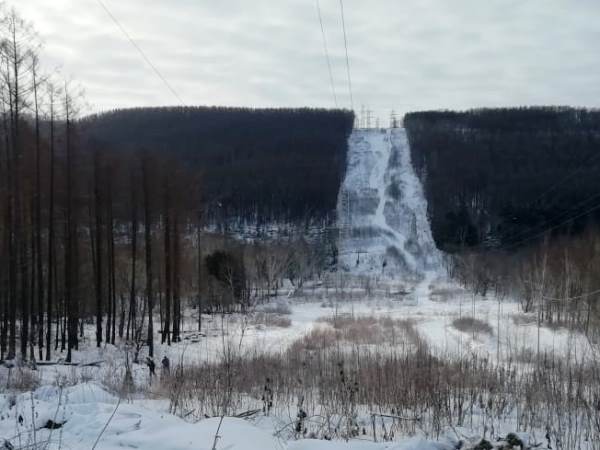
<box><xmin>32</xmin><ymin>60</ymin><xmax>44</xmax><ymax>361</ymax></box>
<box><xmin>162</xmin><ymin>181</ymin><xmax>171</xmax><ymax>345</ymax></box>
<box><xmin>0</xmin><ymin>106</ymin><xmax>10</xmax><ymax>359</ymax></box>
<box><xmin>45</xmin><ymin>87</ymin><xmax>56</xmax><ymax>361</ymax></box>
<box><xmin>94</xmin><ymin>148</ymin><xmax>103</xmax><ymax>347</ymax></box>
<box><xmin>118</xmin><ymin>293</ymin><xmax>125</xmax><ymax>339</ymax></box>
<box><xmin>6</xmin><ymin>51</ymin><xmax>17</xmax><ymax>361</ymax></box>
<box><xmin>1</xmin><ymin>100</ymin><xmax>14</xmax><ymax>360</ymax></box>
<box><xmin>6</xmin><ymin>20</ymin><xmax>23</xmax><ymax>359</ymax></box>
<box><xmin>110</xmin><ymin>197</ymin><xmax>116</xmax><ymax>345</ymax></box>
<box><xmin>142</xmin><ymin>155</ymin><xmax>154</xmax><ymax>357</ymax></box>
<box><xmin>104</xmin><ymin>181</ymin><xmax>117</xmax><ymax>346</ymax></box>
<box><xmin>65</xmin><ymin>85</ymin><xmax>78</xmax><ymax>362</ymax></box>
<box><xmin>29</xmin><ymin>194</ymin><xmax>36</xmax><ymax>360</ymax></box>
<box><xmin>172</xmin><ymin>211</ymin><xmax>181</xmax><ymax>343</ymax></box>
<box><xmin>127</xmin><ymin>181</ymin><xmax>138</xmax><ymax>341</ymax></box>
<box><xmin>197</xmin><ymin>214</ymin><xmax>202</xmax><ymax>333</ymax></box>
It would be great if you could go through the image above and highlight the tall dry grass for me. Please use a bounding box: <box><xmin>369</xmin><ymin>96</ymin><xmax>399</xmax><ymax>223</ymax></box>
<box><xmin>158</xmin><ymin>317</ymin><xmax>600</xmax><ymax>449</ymax></box>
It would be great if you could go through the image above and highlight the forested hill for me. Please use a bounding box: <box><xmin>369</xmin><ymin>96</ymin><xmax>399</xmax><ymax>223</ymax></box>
<box><xmin>404</xmin><ymin>107</ymin><xmax>600</xmax><ymax>251</ymax></box>
<box><xmin>80</xmin><ymin>106</ymin><xmax>354</xmax><ymax>225</ymax></box>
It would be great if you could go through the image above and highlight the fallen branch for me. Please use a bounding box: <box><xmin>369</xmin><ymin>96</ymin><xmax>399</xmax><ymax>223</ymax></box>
<box><xmin>370</xmin><ymin>412</ymin><xmax>421</xmax><ymax>421</ymax></box>
<box><xmin>234</xmin><ymin>409</ymin><xmax>261</xmax><ymax>419</ymax></box>
<box><xmin>32</xmin><ymin>360</ymin><xmax>104</xmax><ymax>367</ymax></box>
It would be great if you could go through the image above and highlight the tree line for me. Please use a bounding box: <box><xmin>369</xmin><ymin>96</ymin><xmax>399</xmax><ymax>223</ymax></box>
<box><xmin>0</xmin><ymin>7</ymin><xmax>349</xmax><ymax>364</ymax></box>
<box><xmin>404</xmin><ymin>107</ymin><xmax>600</xmax><ymax>251</ymax></box>
<box><xmin>80</xmin><ymin>105</ymin><xmax>354</xmax><ymax>226</ymax></box>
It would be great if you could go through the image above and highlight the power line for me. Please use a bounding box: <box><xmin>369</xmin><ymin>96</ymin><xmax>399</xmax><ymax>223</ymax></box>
<box><xmin>339</xmin><ymin>0</ymin><xmax>353</xmax><ymax>111</ymax></box>
<box><xmin>500</xmin><ymin>190</ymin><xmax>600</xmax><ymax>246</ymax></box>
<box><xmin>496</xmin><ymin>149</ymin><xmax>600</xmax><ymax>245</ymax></box>
<box><xmin>500</xmin><ymin>197</ymin><xmax>600</xmax><ymax>251</ymax></box>
<box><xmin>95</xmin><ymin>0</ymin><xmax>185</xmax><ymax>106</ymax></box>
<box><xmin>495</xmin><ymin>147</ymin><xmax>600</xmax><ymax>245</ymax></box>
<box><xmin>526</xmin><ymin>150</ymin><xmax>600</xmax><ymax>208</ymax></box>
<box><xmin>316</xmin><ymin>0</ymin><xmax>338</xmax><ymax>108</ymax></box>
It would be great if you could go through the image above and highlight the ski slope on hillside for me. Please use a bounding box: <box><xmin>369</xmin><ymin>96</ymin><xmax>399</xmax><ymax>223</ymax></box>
<box><xmin>337</xmin><ymin>128</ymin><xmax>440</xmax><ymax>278</ymax></box>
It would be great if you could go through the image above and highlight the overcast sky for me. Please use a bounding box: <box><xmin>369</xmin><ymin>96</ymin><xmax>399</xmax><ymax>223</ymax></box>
<box><xmin>12</xmin><ymin>0</ymin><xmax>600</xmax><ymax>119</ymax></box>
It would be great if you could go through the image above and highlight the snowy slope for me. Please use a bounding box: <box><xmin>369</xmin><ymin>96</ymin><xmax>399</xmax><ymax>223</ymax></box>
<box><xmin>337</xmin><ymin>128</ymin><xmax>441</xmax><ymax>278</ymax></box>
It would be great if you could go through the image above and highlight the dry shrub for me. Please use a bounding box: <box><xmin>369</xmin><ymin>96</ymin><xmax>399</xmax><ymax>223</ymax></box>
<box><xmin>542</xmin><ymin>318</ymin><xmax>583</xmax><ymax>332</ymax></box>
<box><xmin>0</xmin><ymin>366</ymin><xmax>41</xmax><ymax>391</ymax></box>
<box><xmin>340</xmin><ymin>318</ymin><xmax>380</xmax><ymax>344</ymax></box>
<box><xmin>289</xmin><ymin>326</ymin><xmax>339</xmax><ymax>352</ymax></box>
<box><xmin>429</xmin><ymin>286</ymin><xmax>465</xmax><ymax>302</ymax></box>
<box><xmin>100</xmin><ymin>363</ymin><xmax>141</xmax><ymax>397</ymax></box>
<box><xmin>152</xmin><ymin>327</ymin><xmax>600</xmax><ymax>448</ymax></box>
<box><xmin>252</xmin><ymin>312</ymin><xmax>292</xmax><ymax>328</ymax></box>
<box><xmin>512</xmin><ymin>314</ymin><xmax>582</xmax><ymax>333</ymax></box>
<box><xmin>258</xmin><ymin>301</ymin><xmax>292</xmax><ymax>315</ymax></box>
<box><xmin>319</xmin><ymin>314</ymin><xmax>377</xmax><ymax>330</ymax></box>
<box><xmin>315</xmin><ymin>315</ymin><xmax>424</xmax><ymax>348</ymax></box>
<box><xmin>511</xmin><ymin>314</ymin><xmax>537</xmax><ymax>326</ymax></box>
<box><xmin>266</xmin><ymin>315</ymin><xmax>292</xmax><ymax>328</ymax></box>
<box><xmin>452</xmin><ymin>316</ymin><xmax>494</xmax><ymax>335</ymax></box>
<box><xmin>510</xmin><ymin>347</ymin><xmax>536</xmax><ymax>364</ymax></box>
<box><xmin>389</xmin><ymin>318</ymin><xmax>424</xmax><ymax>347</ymax></box>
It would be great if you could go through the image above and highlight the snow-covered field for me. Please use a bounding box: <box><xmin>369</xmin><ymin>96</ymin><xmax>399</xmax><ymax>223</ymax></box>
<box><xmin>1</xmin><ymin>274</ymin><xmax>591</xmax><ymax>449</ymax></box>
<box><xmin>0</xmin><ymin>383</ymin><xmax>469</xmax><ymax>450</ymax></box>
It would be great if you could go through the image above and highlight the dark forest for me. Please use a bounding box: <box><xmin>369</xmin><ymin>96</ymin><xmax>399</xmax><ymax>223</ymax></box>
<box><xmin>80</xmin><ymin>107</ymin><xmax>354</xmax><ymax>225</ymax></box>
<box><xmin>405</xmin><ymin>107</ymin><xmax>600</xmax><ymax>251</ymax></box>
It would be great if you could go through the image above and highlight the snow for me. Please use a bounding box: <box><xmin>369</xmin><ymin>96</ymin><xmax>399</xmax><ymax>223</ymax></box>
<box><xmin>0</xmin><ymin>382</ymin><xmax>457</xmax><ymax>449</ymax></box>
<box><xmin>198</xmin><ymin>417</ymin><xmax>285</xmax><ymax>450</ymax></box>
<box><xmin>337</xmin><ymin>128</ymin><xmax>441</xmax><ymax>278</ymax></box>
<box><xmin>1</xmin><ymin>285</ymin><xmax>589</xmax><ymax>450</ymax></box>
<box><xmin>1</xmin><ymin>278</ymin><xmax>586</xmax><ymax>448</ymax></box>
<box><xmin>0</xmin><ymin>383</ymin><xmax>280</xmax><ymax>449</ymax></box>
<box><xmin>288</xmin><ymin>438</ymin><xmax>452</xmax><ymax>450</ymax></box>
<box><xmin>2</xmin><ymin>279</ymin><xmax>581</xmax><ymax>449</ymax></box>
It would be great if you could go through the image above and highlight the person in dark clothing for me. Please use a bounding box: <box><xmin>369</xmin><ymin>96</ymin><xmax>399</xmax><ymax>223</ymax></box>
<box><xmin>146</xmin><ymin>357</ymin><xmax>156</xmax><ymax>378</ymax></box>
<box><xmin>161</xmin><ymin>355</ymin><xmax>170</xmax><ymax>376</ymax></box>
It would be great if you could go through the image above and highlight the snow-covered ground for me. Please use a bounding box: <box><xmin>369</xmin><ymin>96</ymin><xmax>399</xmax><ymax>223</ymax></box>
<box><xmin>1</xmin><ymin>276</ymin><xmax>590</xmax><ymax>449</ymax></box>
<box><xmin>0</xmin><ymin>382</ymin><xmax>467</xmax><ymax>449</ymax></box>
<box><xmin>162</xmin><ymin>275</ymin><xmax>590</xmax><ymax>366</ymax></box>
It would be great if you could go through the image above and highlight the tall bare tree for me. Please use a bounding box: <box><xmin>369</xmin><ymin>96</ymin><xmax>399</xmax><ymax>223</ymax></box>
<box><xmin>93</xmin><ymin>146</ymin><xmax>104</xmax><ymax>347</ymax></box>
<box><xmin>45</xmin><ymin>80</ymin><xmax>59</xmax><ymax>361</ymax></box>
<box><xmin>142</xmin><ymin>152</ymin><xmax>154</xmax><ymax>357</ymax></box>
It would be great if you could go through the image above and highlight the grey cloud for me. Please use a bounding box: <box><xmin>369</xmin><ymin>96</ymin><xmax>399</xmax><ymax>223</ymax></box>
<box><xmin>12</xmin><ymin>0</ymin><xmax>600</xmax><ymax>117</ymax></box>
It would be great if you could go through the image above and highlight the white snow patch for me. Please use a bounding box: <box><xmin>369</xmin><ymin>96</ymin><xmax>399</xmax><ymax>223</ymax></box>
<box><xmin>337</xmin><ymin>129</ymin><xmax>441</xmax><ymax>279</ymax></box>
